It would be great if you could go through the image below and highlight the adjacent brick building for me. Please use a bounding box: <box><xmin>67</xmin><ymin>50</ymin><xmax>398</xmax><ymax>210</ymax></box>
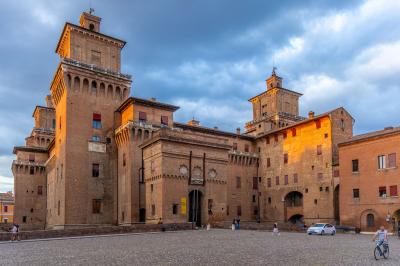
<box><xmin>13</xmin><ymin>11</ymin><xmax>356</xmax><ymax>230</ymax></box>
<box><xmin>339</xmin><ymin>127</ymin><xmax>400</xmax><ymax>232</ymax></box>
<box><xmin>0</xmin><ymin>192</ymin><xmax>14</xmax><ymax>224</ymax></box>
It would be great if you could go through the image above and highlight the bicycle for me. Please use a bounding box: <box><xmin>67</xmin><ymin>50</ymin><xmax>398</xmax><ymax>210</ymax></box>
<box><xmin>374</xmin><ymin>241</ymin><xmax>389</xmax><ymax>260</ymax></box>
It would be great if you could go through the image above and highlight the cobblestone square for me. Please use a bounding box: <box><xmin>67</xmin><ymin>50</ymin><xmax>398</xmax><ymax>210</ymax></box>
<box><xmin>1</xmin><ymin>229</ymin><xmax>400</xmax><ymax>265</ymax></box>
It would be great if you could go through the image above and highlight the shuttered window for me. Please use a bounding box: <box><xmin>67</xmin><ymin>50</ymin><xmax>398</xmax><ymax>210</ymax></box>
<box><xmin>161</xmin><ymin>116</ymin><xmax>168</xmax><ymax>125</ymax></box>
<box><xmin>275</xmin><ymin>176</ymin><xmax>280</xmax><ymax>185</ymax></box>
<box><xmin>388</xmin><ymin>153</ymin><xmax>397</xmax><ymax>168</ymax></box>
<box><xmin>284</xmin><ymin>154</ymin><xmax>288</xmax><ymax>164</ymax></box>
<box><xmin>390</xmin><ymin>185</ymin><xmax>398</xmax><ymax>197</ymax></box>
<box><xmin>379</xmin><ymin>186</ymin><xmax>387</xmax><ymax>197</ymax></box>
<box><xmin>92</xmin><ymin>113</ymin><xmax>102</xmax><ymax>129</ymax></box>
<box><xmin>139</xmin><ymin>111</ymin><xmax>147</xmax><ymax>121</ymax></box>
<box><xmin>267</xmin><ymin>178</ymin><xmax>271</xmax><ymax>188</ymax></box>
<box><xmin>315</xmin><ymin>119</ymin><xmax>321</xmax><ymax>129</ymax></box>
<box><xmin>284</xmin><ymin>175</ymin><xmax>288</xmax><ymax>185</ymax></box>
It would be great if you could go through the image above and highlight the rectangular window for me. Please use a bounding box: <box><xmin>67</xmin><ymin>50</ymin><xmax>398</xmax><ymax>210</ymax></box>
<box><xmin>172</xmin><ymin>204</ymin><xmax>178</xmax><ymax>215</ymax></box>
<box><xmin>22</xmin><ymin>216</ymin><xmax>27</xmax><ymax>223</ymax></box>
<box><xmin>52</xmin><ymin>119</ymin><xmax>56</xmax><ymax>129</ymax></box>
<box><xmin>267</xmin><ymin>178</ymin><xmax>272</xmax><ymax>188</ymax></box>
<box><xmin>244</xmin><ymin>144</ymin><xmax>249</xmax><ymax>152</ymax></box>
<box><xmin>378</xmin><ymin>155</ymin><xmax>386</xmax><ymax>169</ymax></box>
<box><xmin>122</xmin><ymin>153</ymin><xmax>126</xmax><ymax>167</ymax></box>
<box><xmin>139</xmin><ymin>111</ymin><xmax>147</xmax><ymax>122</ymax></box>
<box><xmin>37</xmin><ymin>186</ymin><xmax>43</xmax><ymax>195</ymax></box>
<box><xmin>236</xmin><ymin>176</ymin><xmax>241</xmax><ymax>188</ymax></box>
<box><xmin>293</xmin><ymin>173</ymin><xmax>298</xmax><ymax>183</ymax></box>
<box><xmin>267</xmin><ymin>158</ymin><xmax>271</xmax><ymax>168</ymax></box>
<box><xmin>30</xmin><ymin>166</ymin><xmax>34</xmax><ymax>175</ymax></box>
<box><xmin>92</xmin><ymin>113</ymin><xmax>102</xmax><ymax>129</ymax></box>
<box><xmin>390</xmin><ymin>185</ymin><xmax>398</xmax><ymax>197</ymax></box>
<box><xmin>92</xmin><ymin>199</ymin><xmax>102</xmax><ymax>214</ymax></box>
<box><xmin>237</xmin><ymin>206</ymin><xmax>242</xmax><ymax>216</ymax></box>
<box><xmin>388</xmin><ymin>153</ymin><xmax>397</xmax><ymax>168</ymax></box>
<box><xmin>333</xmin><ymin>170</ymin><xmax>340</xmax><ymax>177</ymax></box>
<box><xmin>208</xmin><ymin>199</ymin><xmax>213</xmax><ymax>211</ymax></box>
<box><xmin>268</xmin><ymin>197</ymin><xmax>272</xmax><ymax>204</ymax></box>
<box><xmin>232</xmin><ymin>143</ymin><xmax>237</xmax><ymax>150</ymax></box>
<box><xmin>284</xmin><ymin>153</ymin><xmax>288</xmax><ymax>164</ymax></box>
<box><xmin>161</xmin><ymin>115</ymin><xmax>168</xmax><ymax>126</ymax></box>
<box><xmin>284</xmin><ymin>175</ymin><xmax>288</xmax><ymax>185</ymax></box>
<box><xmin>379</xmin><ymin>186</ymin><xmax>387</xmax><ymax>197</ymax></box>
<box><xmin>317</xmin><ymin>173</ymin><xmax>323</xmax><ymax>180</ymax></box>
<box><xmin>151</xmin><ymin>204</ymin><xmax>155</xmax><ymax>216</ymax></box>
<box><xmin>352</xmin><ymin>159</ymin><xmax>359</xmax><ymax>172</ymax></box>
<box><xmin>90</xmin><ymin>50</ymin><xmax>101</xmax><ymax>65</ymax></box>
<box><xmin>275</xmin><ymin>176</ymin><xmax>280</xmax><ymax>185</ymax></box>
<box><xmin>253</xmin><ymin>176</ymin><xmax>258</xmax><ymax>190</ymax></box>
<box><xmin>315</xmin><ymin>119</ymin><xmax>321</xmax><ymax>129</ymax></box>
<box><xmin>252</xmin><ymin>195</ymin><xmax>256</xmax><ymax>203</ymax></box>
<box><xmin>291</xmin><ymin>128</ymin><xmax>297</xmax><ymax>137</ymax></box>
<box><xmin>91</xmin><ymin>135</ymin><xmax>101</xmax><ymax>142</ymax></box>
<box><xmin>353</xmin><ymin>188</ymin><xmax>360</xmax><ymax>198</ymax></box>
<box><xmin>317</xmin><ymin>145</ymin><xmax>322</xmax><ymax>155</ymax></box>
<box><xmin>4</xmin><ymin>206</ymin><xmax>8</xmax><ymax>212</ymax></box>
<box><xmin>92</xmin><ymin>164</ymin><xmax>100</xmax><ymax>177</ymax></box>
<box><xmin>29</xmin><ymin>154</ymin><xmax>35</xmax><ymax>162</ymax></box>
<box><xmin>340</xmin><ymin>119</ymin><xmax>345</xmax><ymax>131</ymax></box>
<box><xmin>151</xmin><ymin>184</ymin><xmax>154</xmax><ymax>192</ymax></box>
<box><xmin>266</xmin><ymin>137</ymin><xmax>270</xmax><ymax>144</ymax></box>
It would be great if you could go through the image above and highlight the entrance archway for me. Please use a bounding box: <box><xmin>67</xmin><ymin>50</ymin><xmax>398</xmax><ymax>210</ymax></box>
<box><xmin>334</xmin><ymin>185</ymin><xmax>340</xmax><ymax>223</ymax></box>
<box><xmin>288</xmin><ymin>214</ymin><xmax>304</xmax><ymax>224</ymax></box>
<box><xmin>189</xmin><ymin>190</ymin><xmax>202</xmax><ymax>227</ymax></box>
<box><xmin>284</xmin><ymin>191</ymin><xmax>303</xmax><ymax>222</ymax></box>
<box><xmin>392</xmin><ymin>209</ymin><xmax>400</xmax><ymax>234</ymax></box>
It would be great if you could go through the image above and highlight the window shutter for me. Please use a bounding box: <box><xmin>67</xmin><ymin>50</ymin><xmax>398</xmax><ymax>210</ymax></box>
<box><xmin>93</xmin><ymin>113</ymin><xmax>101</xmax><ymax>121</ymax></box>
<box><xmin>388</xmin><ymin>153</ymin><xmax>396</xmax><ymax>168</ymax></box>
<box><xmin>390</xmin><ymin>185</ymin><xmax>398</xmax><ymax>196</ymax></box>
<box><xmin>267</xmin><ymin>178</ymin><xmax>272</xmax><ymax>187</ymax></box>
<box><xmin>139</xmin><ymin>111</ymin><xmax>147</xmax><ymax>120</ymax></box>
<box><xmin>275</xmin><ymin>176</ymin><xmax>279</xmax><ymax>185</ymax></box>
<box><xmin>315</xmin><ymin>119</ymin><xmax>321</xmax><ymax>129</ymax></box>
<box><xmin>161</xmin><ymin>116</ymin><xmax>168</xmax><ymax>125</ymax></box>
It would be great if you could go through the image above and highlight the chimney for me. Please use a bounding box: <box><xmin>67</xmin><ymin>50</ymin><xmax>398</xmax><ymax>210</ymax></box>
<box><xmin>45</xmin><ymin>95</ymin><xmax>53</xmax><ymax>108</ymax></box>
<box><xmin>308</xmin><ymin>111</ymin><xmax>315</xmax><ymax>119</ymax></box>
<box><xmin>187</xmin><ymin>119</ymin><xmax>200</xmax><ymax>126</ymax></box>
<box><xmin>149</xmin><ymin>97</ymin><xmax>157</xmax><ymax>102</ymax></box>
<box><xmin>236</xmin><ymin>127</ymin><xmax>241</xmax><ymax>134</ymax></box>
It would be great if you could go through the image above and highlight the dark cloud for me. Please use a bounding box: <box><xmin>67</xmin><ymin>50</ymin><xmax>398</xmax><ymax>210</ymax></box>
<box><xmin>0</xmin><ymin>0</ymin><xmax>398</xmax><ymax>191</ymax></box>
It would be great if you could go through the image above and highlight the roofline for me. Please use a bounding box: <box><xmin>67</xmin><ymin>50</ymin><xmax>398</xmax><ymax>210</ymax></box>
<box><xmin>254</xmin><ymin>107</ymin><xmax>351</xmax><ymax>139</ymax></box>
<box><xmin>248</xmin><ymin>87</ymin><xmax>302</xmax><ymax>102</ymax></box>
<box><xmin>32</xmin><ymin>105</ymin><xmax>55</xmax><ymax>117</ymax></box>
<box><xmin>116</xmin><ymin>97</ymin><xmax>180</xmax><ymax>113</ymax></box>
<box><xmin>173</xmin><ymin>122</ymin><xmax>255</xmax><ymax>140</ymax></box>
<box><xmin>338</xmin><ymin>128</ymin><xmax>400</xmax><ymax>147</ymax></box>
<box><xmin>13</xmin><ymin>146</ymin><xmax>48</xmax><ymax>154</ymax></box>
<box><xmin>55</xmin><ymin>22</ymin><xmax>126</xmax><ymax>54</ymax></box>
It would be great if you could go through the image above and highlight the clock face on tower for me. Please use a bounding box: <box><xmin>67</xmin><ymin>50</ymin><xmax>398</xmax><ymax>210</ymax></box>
<box><xmin>208</xmin><ymin>169</ymin><xmax>217</xmax><ymax>178</ymax></box>
<box><xmin>179</xmin><ymin>165</ymin><xmax>188</xmax><ymax>175</ymax></box>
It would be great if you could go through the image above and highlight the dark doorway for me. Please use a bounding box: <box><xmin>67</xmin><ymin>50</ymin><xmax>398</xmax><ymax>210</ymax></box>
<box><xmin>334</xmin><ymin>185</ymin><xmax>340</xmax><ymax>223</ymax></box>
<box><xmin>139</xmin><ymin>208</ymin><xmax>146</xmax><ymax>222</ymax></box>
<box><xmin>189</xmin><ymin>190</ymin><xmax>202</xmax><ymax>227</ymax></box>
<box><xmin>288</xmin><ymin>214</ymin><xmax>304</xmax><ymax>224</ymax></box>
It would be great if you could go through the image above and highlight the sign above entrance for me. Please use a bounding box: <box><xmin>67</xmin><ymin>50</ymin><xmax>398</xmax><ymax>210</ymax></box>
<box><xmin>191</xmin><ymin>166</ymin><xmax>204</xmax><ymax>185</ymax></box>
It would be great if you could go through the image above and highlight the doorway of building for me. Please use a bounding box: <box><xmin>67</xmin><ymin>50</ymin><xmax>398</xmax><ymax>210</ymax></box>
<box><xmin>334</xmin><ymin>185</ymin><xmax>340</xmax><ymax>223</ymax></box>
<box><xmin>139</xmin><ymin>208</ymin><xmax>146</xmax><ymax>223</ymax></box>
<box><xmin>392</xmin><ymin>209</ymin><xmax>400</xmax><ymax>235</ymax></box>
<box><xmin>189</xmin><ymin>190</ymin><xmax>202</xmax><ymax>227</ymax></box>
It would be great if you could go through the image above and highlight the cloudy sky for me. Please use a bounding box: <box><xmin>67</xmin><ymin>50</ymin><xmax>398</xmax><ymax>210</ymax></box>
<box><xmin>1</xmin><ymin>0</ymin><xmax>400</xmax><ymax>192</ymax></box>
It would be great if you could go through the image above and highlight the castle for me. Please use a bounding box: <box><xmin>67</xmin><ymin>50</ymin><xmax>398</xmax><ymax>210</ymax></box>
<box><xmin>12</xmin><ymin>12</ymin><xmax>354</xmax><ymax>230</ymax></box>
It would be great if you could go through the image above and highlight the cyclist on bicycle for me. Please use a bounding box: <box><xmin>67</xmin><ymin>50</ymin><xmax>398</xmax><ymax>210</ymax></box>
<box><xmin>372</xmin><ymin>225</ymin><xmax>388</xmax><ymax>255</ymax></box>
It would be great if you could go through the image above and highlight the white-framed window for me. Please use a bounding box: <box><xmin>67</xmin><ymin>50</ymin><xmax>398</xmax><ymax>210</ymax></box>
<box><xmin>378</xmin><ymin>155</ymin><xmax>386</xmax><ymax>169</ymax></box>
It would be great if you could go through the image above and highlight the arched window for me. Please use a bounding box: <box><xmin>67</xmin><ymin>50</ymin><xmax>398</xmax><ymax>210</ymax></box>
<box><xmin>82</xmin><ymin>79</ymin><xmax>89</xmax><ymax>93</ymax></box>
<box><xmin>367</xmin><ymin>213</ymin><xmax>375</xmax><ymax>227</ymax></box>
<box><xmin>91</xmin><ymin>81</ymin><xmax>97</xmax><ymax>94</ymax></box>
<box><xmin>74</xmin><ymin>76</ymin><xmax>80</xmax><ymax>91</ymax></box>
<box><xmin>107</xmin><ymin>85</ymin><xmax>113</xmax><ymax>98</ymax></box>
<box><xmin>99</xmin><ymin>83</ymin><xmax>105</xmax><ymax>96</ymax></box>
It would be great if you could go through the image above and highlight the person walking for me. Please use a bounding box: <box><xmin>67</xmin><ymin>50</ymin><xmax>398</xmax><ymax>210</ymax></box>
<box><xmin>232</xmin><ymin>219</ymin><xmax>236</xmax><ymax>231</ymax></box>
<box><xmin>10</xmin><ymin>223</ymin><xmax>19</xmax><ymax>241</ymax></box>
<box><xmin>272</xmin><ymin>223</ymin><xmax>280</xmax><ymax>236</ymax></box>
<box><xmin>236</xmin><ymin>217</ymin><xmax>240</xmax><ymax>230</ymax></box>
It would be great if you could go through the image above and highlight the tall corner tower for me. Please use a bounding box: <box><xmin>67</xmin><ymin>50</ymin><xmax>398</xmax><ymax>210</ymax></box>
<box><xmin>47</xmin><ymin>11</ymin><xmax>132</xmax><ymax>228</ymax></box>
<box><xmin>245</xmin><ymin>69</ymin><xmax>303</xmax><ymax>136</ymax></box>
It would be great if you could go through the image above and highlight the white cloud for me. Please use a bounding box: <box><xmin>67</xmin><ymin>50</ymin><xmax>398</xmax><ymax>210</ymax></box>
<box><xmin>0</xmin><ymin>155</ymin><xmax>14</xmax><ymax>193</ymax></box>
